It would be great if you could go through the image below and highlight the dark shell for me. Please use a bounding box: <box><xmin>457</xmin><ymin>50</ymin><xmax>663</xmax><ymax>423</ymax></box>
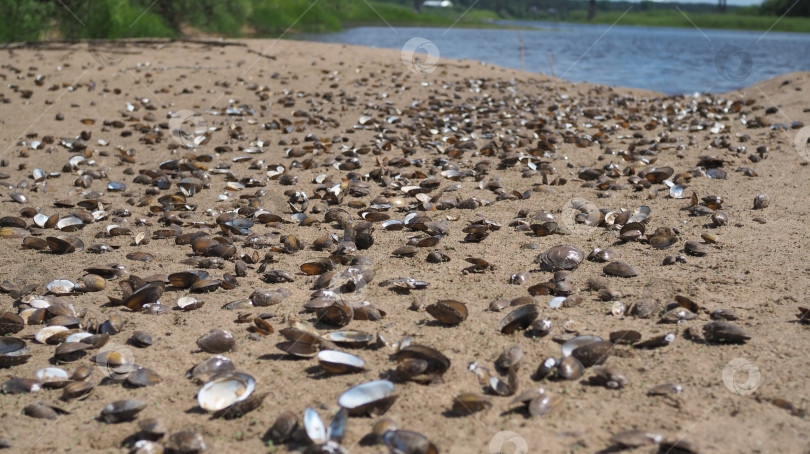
<box><xmin>46</xmin><ymin>235</ymin><xmax>84</xmax><ymax>254</ymax></box>
<box><xmin>168</xmin><ymin>270</ymin><xmax>209</xmax><ymax>289</ymax></box>
<box><xmin>452</xmin><ymin>393</ymin><xmax>492</xmax><ymax>415</ymax></box>
<box><xmin>100</xmin><ymin>399</ymin><xmax>147</xmax><ymax>423</ymax></box>
<box><xmin>684</xmin><ymin>240</ymin><xmax>709</xmax><ymax>256</ymax></box>
<box><xmin>196</xmin><ymin>329</ymin><xmax>235</xmax><ymax>353</ymax></box>
<box><xmin>124</xmin><ymin>282</ymin><xmax>165</xmax><ymax>311</ymax></box>
<box><xmin>126</xmin><ymin>366</ymin><xmax>162</xmax><ymax>387</ymax></box>
<box><xmin>571</xmin><ymin>340</ymin><xmax>613</xmax><ymax>367</ymax></box>
<box><xmin>499</xmin><ymin>304</ymin><xmax>539</xmax><ymax>334</ymax></box>
<box><xmin>609</xmin><ymin>330</ymin><xmax>642</xmax><ymax>345</ymax></box>
<box><xmin>24</xmin><ymin>402</ymin><xmax>70</xmax><ymax>420</ymax></box>
<box><xmin>538</xmin><ymin>245</ymin><xmax>584</xmax><ymax>271</ymax></box>
<box><xmin>603</xmin><ymin>262</ymin><xmax>637</xmax><ymax>278</ymax></box>
<box><xmin>703</xmin><ymin>321</ymin><xmax>751</xmax><ymax>344</ymax></box>
<box><xmin>318</xmin><ymin>302</ymin><xmax>354</xmax><ymax>328</ymax></box>
<box><xmin>393</xmin><ymin>345</ymin><xmax>450</xmax><ymax>382</ymax></box>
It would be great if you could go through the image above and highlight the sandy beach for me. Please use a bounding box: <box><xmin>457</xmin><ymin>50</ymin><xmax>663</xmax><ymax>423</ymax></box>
<box><xmin>1</xmin><ymin>38</ymin><xmax>809</xmax><ymax>453</ymax></box>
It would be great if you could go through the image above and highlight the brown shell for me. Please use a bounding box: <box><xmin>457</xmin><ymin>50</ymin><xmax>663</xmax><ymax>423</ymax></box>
<box><xmin>46</xmin><ymin>235</ymin><xmax>84</xmax><ymax>254</ymax></box>
<box><xmin>425</xmin><ymin>300</ymin><xmax>468</xmax><ymax>326</ymax></box>
<box><xmin>603</xmin><ymin>262</ymin><xmax>638</xmax><ymax>278</ymax></box>
<box><xmin>499</xmin><ymin>304</ymin><xmax>539</xmax><ymax>334</ymax></box>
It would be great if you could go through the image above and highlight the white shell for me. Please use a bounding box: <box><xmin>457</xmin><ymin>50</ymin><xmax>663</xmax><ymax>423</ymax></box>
<box><xmin>549</xmin><ymin>297</ymin><xmax>565</xmax><ymax>309</ymax></box>
<box><xmin>317</xmin><ymin>350</ymin><xmax>366</xmax><ymax>370</ymax></box>
<box><xmin>29</xmin><ymin>298</ymin><xmax>50</xmax><ymax>309</ymax></box>
<box><xmin>561</xmin><ymin>335</ymin><xmax>604</xmax><ymax>357</ymax></box>
<box><xmin>46</xmin><ymin>279</ymin><xmax>75</xmax><ymax>295</ymax></box>
<box><xmin>176</xmin><ymin>296</ymin><xmax>200</xmax><ymax>310</ymax></box>
<box><xmin>35</xmin><ymin>325</ymin><xmax>69</xmax><ymax>344</ymax></box>
<box><xmin>304</xmin><ymin>407</ymin><xmax>326</xmax><ymax>445</ymax></box>
<box><xmin>65</xmin><ymin>332</ymin><xmax>93</xmax><ymax>343</ymax></box>
<box><xmin>197</xmin><ymin>372</ymin><xmax>255</xmax><ymax>412</ymax></box>
<box><xmin>56</xmin><ymin>216</ymin><xmax>84</xmax><ymax>231</ymax></box>
<box><xmin>338</xmin><ymin>380</ymin><xmax>395</xmax><ymax>410</ymax></box>
<box><xmin>33</xmin><ymin>213</ymin><xmax>50</xmax><ymax>228</ymax></box>
<box><xmin>36</xmin><ymin>367</ymin><xmax>69</xmax><ymax>383</ymax></box>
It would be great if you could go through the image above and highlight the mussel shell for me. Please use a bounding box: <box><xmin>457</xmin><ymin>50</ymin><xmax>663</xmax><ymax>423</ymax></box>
<box><xmin>528</xmin><ymin>392</ymin><xmax>563</xmax><ymax>417</ymax></box>
<box><xmin>382</xmin><ymin>430</ymin><xmax>438</xmax><ymax>454</ymax></box>
<box><xmin>425</xmin><ymin>300</ymin><xmax>468</xmax><ymax>326</ymax></box>
<box><xmin>300</xmin><ymin>259</ymin><xmax>335</xmax><ymax>276</ymax></box>
<box><xmin>188</xmin><ymin>355</ymin><xmax>235</xmax><ymax>383</ymax></box>
<box><xmin>35</xmin><ymin>325</ymin><xmax>69</xmax><ymax>344</ymax></box>
<box><xmin>46</xmin><ymin>279</ymin><xmax>75</xmax><ymax>295</ymax></box>
<box><xmin>61</xmin><ymin>380</ymin><xmax>94</xmax><ymax>400</ymax></box>
<box><xmin>452</xmin><ymin>393</ymin><xmax>492</xmax><ymax>415</ymax></box>
<box><xmin>167</xmin><ymin>431</ymin><xmax>207</xmax><ymax>454</ymax></box>
<box><xmin>318</xmin><ymin>350</ymin><xmax>366</xmax><ymax>374</ymax></box>
<box><xmin>46</xmin><ymin>235</ymin><xmax>84</xmax><ymax>254</ymax></box>
<box><xmin>268</xmin><ymin>411</ymin><xmax>299</xmax><ymax>443</ymax></box>
<box><xmin>24</xmin><ymin>401</ymin><xmax>70</xmax><ymax>420</ymax></box>
<box><xmin>629</xmin><ymin>298</ymin><xmax>661</xmax><ymax>318</ymax></box>
<box><xmin>124</xmin><ymin>282</ymin><xmax>165</xmax><ymax>311</ymax></box>
<box><xmin>323</xmin><ymin>330</ymin><xmax>374</xmax><ymax>346</ymax></box>
<box><xmin>538</xmin><ymin>245</ymin><xmax>584</xmax><ymax>271</ymax></box>
<box><xmin>393</xmin><ymin>345</ymin><xmax>451</xmax><ymax>377</ymax></box>
<box><xmin>126</xmin><ymin>366</ymin><xmax>162</xmax><ymax>387</ymax></box>
<box><xmin>609</xmin><ymin>330</ymin><xmax>642</xmax><ymax>345</ymax></box>
<box><xmin>276</xmin><ymin>341</ymin><xmax>318</xmax><ymax>358</ymax></box>
<box><xmin>499</xmin><ymin>304</ymin><xmax>539</xmax><ymax>334</ymax></box>
<box><xmin>561</xmin><ymin>335</ymin><xmax>604</xmax><ymax>357</ymax></box>
<box><xmin>570</xmin><ymin>340</ymin><xmax>612</xmax><ymax>367</ymax></box>
<box><xmin>213</xmin><ymin>391</ymin><xmax>268</xmax><ymax>420</ymax></box>
<box><xmin>101</xmin><ymin>399</ymin><xmax>147</xmax><ymax>423</ymax></box>
<box><xmin>317</xmin><ymin>302</ymin><xmax>354</xmax><ymax>328</ymax></box>
<box><xmin>36</xmin><ymin>367</ymin><xmax>70</xmax><ymax>387</ymax></box>
<box><xmin>197</xmin><ymin>372</ymin><xmax>255</xmax><ymax>412</ymax></box>
<box><xmin>196</xmin><ymin>329</ymin><xmax>235</xmax><ymax>353</ymax></box>
<box><xmin>684</xmin><ymin>240</ymin><xmax>709</xmax><ymax>256</ymax></box>
<box><xmin>337</xmin><ymin>380</ymin><xmax>397</xmax><ymax>416</ymax></box>
<box><xmin>703</xmin><ymin>321</ymin><xmax>750</xmax><ymax>343</ymax></box>
<box><xmin>2</xmin><ymin>377</ymin><xmax>41</xmax><ymax>393</ymax></box>
<box><xmin>649</xmin><ymin>233</ymin><xmax>678</xmax><ymax>249</ymax></box>
<box><xmin>603</xmin><ymin>262</ymin><xmax>637</xmax><ymax>278</ymax></box>
<box><xmin>54</xmin><ymin>342</ymin><xmax>89</xmax><ymax>362</ymax></box>
<box><xmin>557</xmin><ymin>355</ymin><xmax>584</xmax><ymax>380</ymax></box>
<box><xmin>635</xmin><ymin>332</ymin><xmax>677</xmax><ymax>349</ymax></box>
<box><xmin>168</xmin><ymin>270</ymin><xmax>209</xmax><ymax>289</ymax></box>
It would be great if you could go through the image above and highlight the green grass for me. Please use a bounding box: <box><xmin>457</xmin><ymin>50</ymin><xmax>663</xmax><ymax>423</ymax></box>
<box><xmin>249</xmin><ymin>1</ymin><xmax>504</xmax><ymax>35</ymax></box>
<box><xmin>564</xmin><ymin>10</ymin><xmax>810</xmax><ymax>33</ymax></box>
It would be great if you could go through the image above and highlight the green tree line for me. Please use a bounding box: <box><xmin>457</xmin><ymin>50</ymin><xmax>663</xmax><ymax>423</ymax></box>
<box><xmin>0</xmin><ymin>0</ymin><xmax>358</xmax><ymax>43</ymax></box>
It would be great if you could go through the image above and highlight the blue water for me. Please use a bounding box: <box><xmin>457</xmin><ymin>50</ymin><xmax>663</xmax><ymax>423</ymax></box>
<box><xmin>298</xmin><ymin>21</ymin><xmax>810</xmax><ymax>95</ymax></box>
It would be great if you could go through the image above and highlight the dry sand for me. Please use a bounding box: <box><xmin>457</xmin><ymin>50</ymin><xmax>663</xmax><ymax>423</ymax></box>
<box><xmin>1</xmin><ymin>38</ymin><xmax>809</xmax><ymax>454</ymax></box>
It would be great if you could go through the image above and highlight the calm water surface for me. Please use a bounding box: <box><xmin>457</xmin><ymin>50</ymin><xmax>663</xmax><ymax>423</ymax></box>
<box><xmin>299</xmin><ymin>21</ymin><xmax>810</xmax><ymax>95</ymax></box>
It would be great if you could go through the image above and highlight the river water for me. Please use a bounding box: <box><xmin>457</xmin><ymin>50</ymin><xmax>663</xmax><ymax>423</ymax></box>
<box><xmin>298</xmin><ymin>21</ymin><xmax>810</xmax><ymax>95</ymax></box>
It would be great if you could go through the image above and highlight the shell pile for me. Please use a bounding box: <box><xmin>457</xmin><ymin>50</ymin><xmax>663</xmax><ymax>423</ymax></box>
<box><xmin>0</xmin><ymin>39</ymin><xmax>808</xmax><ymax>453</ymax></box>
